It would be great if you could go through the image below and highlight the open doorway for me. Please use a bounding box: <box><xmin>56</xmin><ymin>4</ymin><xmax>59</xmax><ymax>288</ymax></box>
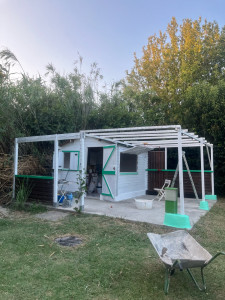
<box><xmin>86</xmin><ymin>147</ymin><xmax>103</xmax><ymax>197</ymax></box>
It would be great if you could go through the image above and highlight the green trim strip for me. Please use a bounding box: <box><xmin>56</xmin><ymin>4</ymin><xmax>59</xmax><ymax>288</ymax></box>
<box><xmin>15</xmin><ymin>175</ymin><xmax>53</xmax><ymax>180</ymax></box>
<box><xmin>120</xmin><ymin>172</ymin><xmax>138</xmax><ymax>175</ymax></box>
<box><xmin>77</xmin><ymin>151</ymin><xmax>80</xmax><ymax>171</ymax></box>
<box><xmin>101</xmin><ymin>193</ymin><xmax>112</xmax><ymax>197</ymax></box>
<box><xmin>102</xmin><ymin>174</ymin><xmax>113</xmax><ymax>199</ymax></box>
<box><xmin>102</xmin><ymin>170</ymin><xmax>116</xmax><ymax>175</ymax></box>
<box><xmin>145</xmin><ymin>169</ymin><xmax>213</xmax><ymax>173</ymax></box>
<box><xmin>59</xmin><ymin>169</ymin><xmax>79</xmax><ymax>172</ymax></box>
<box><xmin>103</xmin><ymin>145</ymin><xmax>115</xmax><ymax>170</ymax></box>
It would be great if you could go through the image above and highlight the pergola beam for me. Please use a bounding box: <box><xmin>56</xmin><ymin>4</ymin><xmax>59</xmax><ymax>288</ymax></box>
<box><xmin>125</xmin><ymin>140</ymin><xmax>201</xmax><ymax>145</ymax></box>
<box><xmin>86</xmin><ymin>125</ymin><xmax>180</xmax><ymax>133</ymax></box>
<box><xmin>87</xmin><ymin>129</ymin><xmax>188</xmax><ymax>137</ymax></box>
<box><xmin>114</xmin><ymin>135</ymin><xmax>198</xmax><ymax>141</ymax></box>
<box><xmin>181</xmin><ymin>130</ymin><xmax>208</xmax><ymax>145</ymax></box>
<box><xmin>85</xmin><ymin>133</ymin><xmax>133</xmax><ymax>147</ymax></box>
<box><xmin>17</xmin><ymin>133</ymin><xmax>80</xmax><ymax>143</ymax></box>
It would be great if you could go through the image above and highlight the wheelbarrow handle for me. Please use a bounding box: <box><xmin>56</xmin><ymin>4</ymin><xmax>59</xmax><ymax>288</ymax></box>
<box><xmin>186</xmin><ymin>252</ymin><xmax>225</xmax><ymax>292</ymax></box>
<box><xmin>205</xmin><ymin>252</ymin><xmax>225</xmax><ymax>267</ymax></box>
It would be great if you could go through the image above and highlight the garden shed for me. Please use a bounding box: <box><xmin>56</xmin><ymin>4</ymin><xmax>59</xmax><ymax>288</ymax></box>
<box><xmin>13</xmin><ymin>125</ymin><xmax>215</xmax><ymax>215</ymax></box>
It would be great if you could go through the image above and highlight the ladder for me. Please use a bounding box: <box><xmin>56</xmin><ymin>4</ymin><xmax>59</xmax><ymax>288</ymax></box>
<box><xmin>171</xmin><ymin>151</ymin><xmax>199</xmax><ymax>201</ymax></box>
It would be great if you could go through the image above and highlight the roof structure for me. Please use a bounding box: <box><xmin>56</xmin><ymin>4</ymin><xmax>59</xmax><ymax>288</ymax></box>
<box><xmin>16</xmin><ymin>125</ymin><xmax>212</xmax><ymax>149</ymax></box>
<box><xmin>85</xmin><ymin>125</ymin><xmax>212</xmax><ymax>149</ymax></box>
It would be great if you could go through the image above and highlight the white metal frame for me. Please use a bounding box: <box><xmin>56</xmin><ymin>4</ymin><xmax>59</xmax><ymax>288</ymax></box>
<box><xmin>13</xmin><ymin>125</ymin><xmax>214</xmax><ymax>213</ymax></box>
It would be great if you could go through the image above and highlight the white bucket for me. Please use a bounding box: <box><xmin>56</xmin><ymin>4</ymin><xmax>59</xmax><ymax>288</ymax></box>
<box><xmin>135</xmin><ymin>199</ymin><xmax>154</xmax><ymax>210</ymax></box>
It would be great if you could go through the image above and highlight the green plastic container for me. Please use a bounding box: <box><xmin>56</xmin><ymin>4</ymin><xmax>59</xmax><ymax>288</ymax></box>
<box><xmin>165</xmin><ymin>187</ymin><xmax>178</xmax><ymax>214</ymax></box>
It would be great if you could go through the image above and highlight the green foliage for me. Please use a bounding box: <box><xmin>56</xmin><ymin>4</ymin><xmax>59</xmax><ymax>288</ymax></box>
<box><xmin>14</xmin><ymin>180</ymin><xmax>32</xmax><ymax>210</ymax></box>
<box><xmin>179</xmin><ymin>80</ymin><xmax>225</xmax><ymax>194</ymax></box>
<box><xmin>74</xmin><ymin>170</ymin><xmax>87</xmax><ymax>213</ymax></box>
<box><xmin>25</xmin><ymin>203</ymin><xmax>48</xmax><ymax>214</ymax></box>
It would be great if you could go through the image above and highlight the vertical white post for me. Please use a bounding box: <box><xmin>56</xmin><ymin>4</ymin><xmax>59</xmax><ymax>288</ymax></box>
<box><xmin>80</xmin><ymin>131</ymin><xmax>85</xmax><ymax>211</ymax></box>
<box><xmin>53</xmin><ymin>135</ymin><xmax>58</xmax><ymax>207</ymax></box>
<box><xmin>210</xmin><ymin>145</ymin><xmax>215</xmax><ymax>195</ymax></box>
<box><xmin>13</xmin><ymin>138</ymin><xmax>18</xmax><ymax>199</ymax></box>
<box><xmin>165</xmin><ymin>148</ymin><xmax>167</xmax><ymax>169</ymax></box>
<box><xmin>200</xmin><ymin>141</ymin><xmax>205</xmax><ymax>201</ymax></box>
<box><xmin>178</xmin><ymin>128</ymin><xmax>185</xmax><ymax>215</ymax></box>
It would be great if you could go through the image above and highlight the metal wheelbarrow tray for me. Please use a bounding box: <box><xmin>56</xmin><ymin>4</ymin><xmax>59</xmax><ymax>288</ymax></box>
<box><xmin>147</xmin><ymin>230</ymin><xmax>225</xmax><ymax>294</ymax></box>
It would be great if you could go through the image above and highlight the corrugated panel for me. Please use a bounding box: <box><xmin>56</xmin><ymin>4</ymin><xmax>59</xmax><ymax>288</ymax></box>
<box><xmin>121</xmin><ymin>146</ymin><xmax>152</xmax><ymax>155</ymax></box>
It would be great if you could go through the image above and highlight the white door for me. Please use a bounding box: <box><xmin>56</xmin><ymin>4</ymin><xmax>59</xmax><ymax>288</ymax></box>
<box><xmin>102</xmin><ymin>145</ymin><xmax>116</xmax><ymax>199</ymax></box>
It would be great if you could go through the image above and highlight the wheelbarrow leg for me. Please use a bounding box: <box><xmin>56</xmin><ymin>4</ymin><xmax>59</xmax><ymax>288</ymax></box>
<box><xmin>164</xmin><ymin>268</ymin><xmax>171</xmax><ymax>295</ymax></box>
<box><xmin>164</xmin><ymin>267</ymin><xmax>176</xmax><ymax>294</ymax></box>
<box><xmin>187</xmin><ymin>267</ymin><xmax>206</xmax><ymax>292</ymax></box>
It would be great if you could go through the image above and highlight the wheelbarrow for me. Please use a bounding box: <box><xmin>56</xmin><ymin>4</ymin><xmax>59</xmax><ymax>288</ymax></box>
<box><xmin>147</xmin><ymin>230</ymin><xmax>225</xmax><ymax>294</ymax></box>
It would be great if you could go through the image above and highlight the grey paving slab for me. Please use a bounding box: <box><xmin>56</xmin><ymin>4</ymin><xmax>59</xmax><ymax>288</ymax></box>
<box><xmin>35</xmin><ymin>210</ymin><xmax>70</xmax><ymax>221</ymax></box>
<box><xmin>57</xmin><ymin>195</ymin><xmax>216</xmax><ymax>228</ymax></box>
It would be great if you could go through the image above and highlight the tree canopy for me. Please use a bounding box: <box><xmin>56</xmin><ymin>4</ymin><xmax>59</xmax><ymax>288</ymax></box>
<box><xmin>126</xmin><ymin>17</ymin><xmax>225</xmax><ymax>101</ymax></box>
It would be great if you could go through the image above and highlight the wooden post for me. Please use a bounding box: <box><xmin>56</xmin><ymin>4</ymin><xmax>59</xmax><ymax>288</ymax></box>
<box><xmin>53</xmin><ymin>135</ymin><xmax>58</xmax><ymax>207</ymax></box>
<box><xmin>13</xmin><ymin>138</ymin><xmax>18</xmax><ymax>199</ymax></box>
<box><xmin>178</xmin><ymin>128</ymin><xmax>185</xmax><ymax>215</ymax></box>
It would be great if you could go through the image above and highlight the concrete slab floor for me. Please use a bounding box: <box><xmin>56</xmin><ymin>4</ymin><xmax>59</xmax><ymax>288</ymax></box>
<box><xmin>57</xmin><ymin>195</ymin><xmax>216</xmax><ymax>228</ymax></box>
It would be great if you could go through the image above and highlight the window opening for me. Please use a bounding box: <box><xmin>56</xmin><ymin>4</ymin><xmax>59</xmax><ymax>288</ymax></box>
<box><xmin>120</xmin><ymin>153</ymin><xmax>137</xmax><ymax>172</ymax></box>
<box><xmin>64</xmin><ymin>152</ymin><xmax>70</xmax><ymax>169</ymax></box>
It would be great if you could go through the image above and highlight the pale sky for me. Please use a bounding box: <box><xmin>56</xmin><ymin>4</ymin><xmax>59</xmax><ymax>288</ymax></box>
<box><xmin>1</xmin><ymin>0</ymin><xmax>224</xmax><ymax>86</ymax></box>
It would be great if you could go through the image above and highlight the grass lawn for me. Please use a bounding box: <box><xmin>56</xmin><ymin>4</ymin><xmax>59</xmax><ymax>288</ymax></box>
<box><xmin>0</xmin><ymin>200</ymin><xmax>225</xmax><ymax>300</ymax></box>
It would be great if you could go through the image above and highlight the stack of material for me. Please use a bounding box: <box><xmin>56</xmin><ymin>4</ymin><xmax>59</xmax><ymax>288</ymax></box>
<box><xmin>0</xmin><ymin>153</ymin><xmax>47</xmax><ymax>204</ymax></box>
<box><xmin>0</xmin><ymin>153</ymin><xmax>13</xmax><ymax>203</ymax></box>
